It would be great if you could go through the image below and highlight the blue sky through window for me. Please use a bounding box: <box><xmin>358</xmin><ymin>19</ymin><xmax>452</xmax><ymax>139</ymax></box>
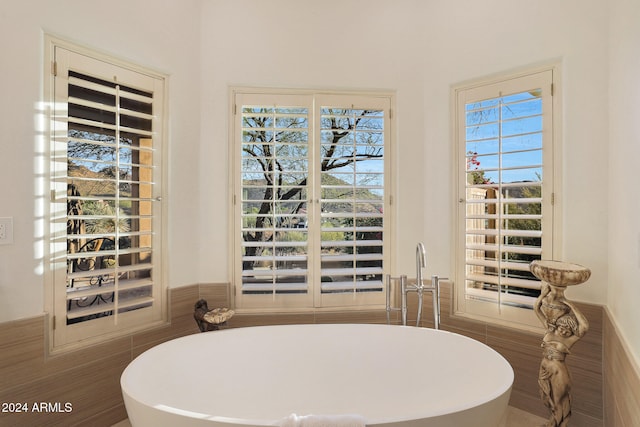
<box><xmin>465</xmin><ymin>90</ymin><xmax>543</xmax><ymax>184</ymax></box>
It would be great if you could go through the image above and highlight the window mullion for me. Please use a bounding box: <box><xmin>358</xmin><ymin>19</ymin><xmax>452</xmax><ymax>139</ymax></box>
<box><xmin>311</xmin><ymin>100</ymin><xmax>322</xmax><ymax>306</ymax></box>
<box><xmin>114</xmin><ymin>84</ymin><xmax>121</xmax><ymax>321</ymax></box>
<box><xmin>497</xmin><ymin>98</ymin><xmax>503</xmax><ymax>310</ymax></box>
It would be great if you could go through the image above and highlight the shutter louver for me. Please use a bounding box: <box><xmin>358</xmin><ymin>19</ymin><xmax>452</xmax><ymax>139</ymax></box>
<box><xmin>319</xmin><ymin>107</ymin><xmax>384</xmax><ymax>294</ymax></box>
<box><xmin>65</xmin><ymin>70</ymin><xmax>157</xmax><ymax>324</ymax></box>
<box><xmin>464</xmin><ymin>88</ymin><xmax>547</xmax><ymax>304</ymax></box>
<box><xmin>240</xmin><ymin>105</ymin><xmax>310</xmax><ymax>295</ymax></box>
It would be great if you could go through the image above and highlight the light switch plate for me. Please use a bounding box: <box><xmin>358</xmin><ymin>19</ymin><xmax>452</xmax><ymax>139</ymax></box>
<box><xmin>0</xmin><ymin>217</ymin><xmax>14</xmax><ymax>244</ymax></box>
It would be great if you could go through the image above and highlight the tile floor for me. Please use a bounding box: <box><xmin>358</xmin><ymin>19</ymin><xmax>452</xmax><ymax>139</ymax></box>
<box><xmin>113</xmin><ymin>406</ymin><xmax>546</xmax><ymax>426</ymax></box>
<box><xmin>504</xmin><ymin>406</ymin><xmax>547</xmax><ymax>426</ymax></box>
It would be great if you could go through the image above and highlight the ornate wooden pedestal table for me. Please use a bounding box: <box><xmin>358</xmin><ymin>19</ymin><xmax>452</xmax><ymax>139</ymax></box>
<box><xmin>530</xmin><ymin>260</ymin><xmax>591</xmax><ymax>427</ymax></box>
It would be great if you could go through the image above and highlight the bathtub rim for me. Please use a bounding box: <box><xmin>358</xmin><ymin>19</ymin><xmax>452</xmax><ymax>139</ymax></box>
<box><xmin>121</xmin><ymin>323</ymin><xmax>514</xmax><ymax>426</ymax></box>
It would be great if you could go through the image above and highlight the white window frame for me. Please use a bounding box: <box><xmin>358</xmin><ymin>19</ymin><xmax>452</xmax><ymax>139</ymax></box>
<box><xmin>452</xmin><ymin>66</ymin><xmax>562</xmax><ymax>329</ymax></box>
<box><xmin>44</xmin><ymin>36</ymin><xmax>168</xmax><ymax>351</ymax></box>
<box><xmin>230</xmin><ymin>88</ymin><xmax>395</xmax><ymax>311</ymax></box>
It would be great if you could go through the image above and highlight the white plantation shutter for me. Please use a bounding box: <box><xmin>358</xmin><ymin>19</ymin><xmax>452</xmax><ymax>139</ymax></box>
<box><xmin>238</xmin><ymin>95</ymin><xmax>312</xmax><ymax>300</ymax></box>
<box><xmin>456</xmin><ymin>69</ymin><xmax>555</xmax><ymax>318</ymax></box>
<box><xmin>234</xmin><ymin>91</ymin><xmax>391</xmax><ymax>309</ymax></box>
<box><xmin>50</xmin><ymin>43</ymin><xmax>165</xmax><ymax>347</ymax></box>
<box><xmin>319</xmin><ymin>106</ymin><xmax>385</xmax><ymax>295</ymax></box>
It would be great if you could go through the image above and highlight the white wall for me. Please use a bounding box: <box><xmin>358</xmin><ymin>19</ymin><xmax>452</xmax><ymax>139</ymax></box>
<box><xmin>198</xmin><ymin>0</ymin><xmax>610</xmax><ymax>305</ymax></box>
<box><xmin>609</xmin><ymin>0</ymin><xmax>640</xmax><ymax>366</ymax></box>
<box><xmin>198</xmin><ymin>0</ymin><xmax>429</xmax><ymax>281</ymax></box>
<box><xmin>422</xmin><ymin>1</ymin><xmax>610</xmax><ymax>298</ymax></box>
<box><xmin>2</xmin><ymin>0</ymin><xmax>634</xmax><ymax>366</ymax></box>
<box><xmin>0</xmin><ymin>0</ymin><xmax>203</xmax><ymax>321</ymax></box>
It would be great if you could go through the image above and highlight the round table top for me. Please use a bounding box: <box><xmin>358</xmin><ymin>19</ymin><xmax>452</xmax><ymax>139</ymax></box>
<box><xmin>530</xmin><ymin>260</ymin><xmax>591</xmax><ymax>286</ymax></box>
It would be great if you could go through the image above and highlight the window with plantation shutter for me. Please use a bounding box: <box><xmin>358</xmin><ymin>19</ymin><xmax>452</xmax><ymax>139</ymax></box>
<box><xmin>239</xmin><ymin>95</ymin><xmax>312</xmax><ymax>299</ymax></box>
<box><xmin>318</xmin><ymin>105</ymin><xmax>385</xmax><ymax>297</ymax></box>
<box><xmin>233</xmin><ymin>90</ymin><xmax>392</xmax><ymax>310</ymax></box>
<box><xmin>47</xmin><ymin>39</ymin><xmax>166</xmax><ymax>348</ymax></box>
<box><xmin>454</xmin><ymin>68</ymin><xmax>559</xmax><ymax>326</ymax></box>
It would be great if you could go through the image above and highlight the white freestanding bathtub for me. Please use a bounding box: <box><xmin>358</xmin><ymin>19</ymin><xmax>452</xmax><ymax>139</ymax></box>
<box><xmin>121</xmin><ymin>324</ymin><xmax>513</xmax><ymax>427</ymax></box>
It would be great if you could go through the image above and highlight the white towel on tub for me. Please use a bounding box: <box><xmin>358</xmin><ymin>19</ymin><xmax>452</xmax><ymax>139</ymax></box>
<box><xmin>278</xmin><ymin>413</ymin><xmax>366</xmax><ymax>427</ymax></box>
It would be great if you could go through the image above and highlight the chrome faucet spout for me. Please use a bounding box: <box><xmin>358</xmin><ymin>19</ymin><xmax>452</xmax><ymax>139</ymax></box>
<box><xmin>416</xmin><ymin>242</ymin><xmax>426</xmax><ymax>286</ymax></box>
<box><xmin>415</xmin><ymin>243</ymin><xmax>427</xmax><ymax>326</ymax></box>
